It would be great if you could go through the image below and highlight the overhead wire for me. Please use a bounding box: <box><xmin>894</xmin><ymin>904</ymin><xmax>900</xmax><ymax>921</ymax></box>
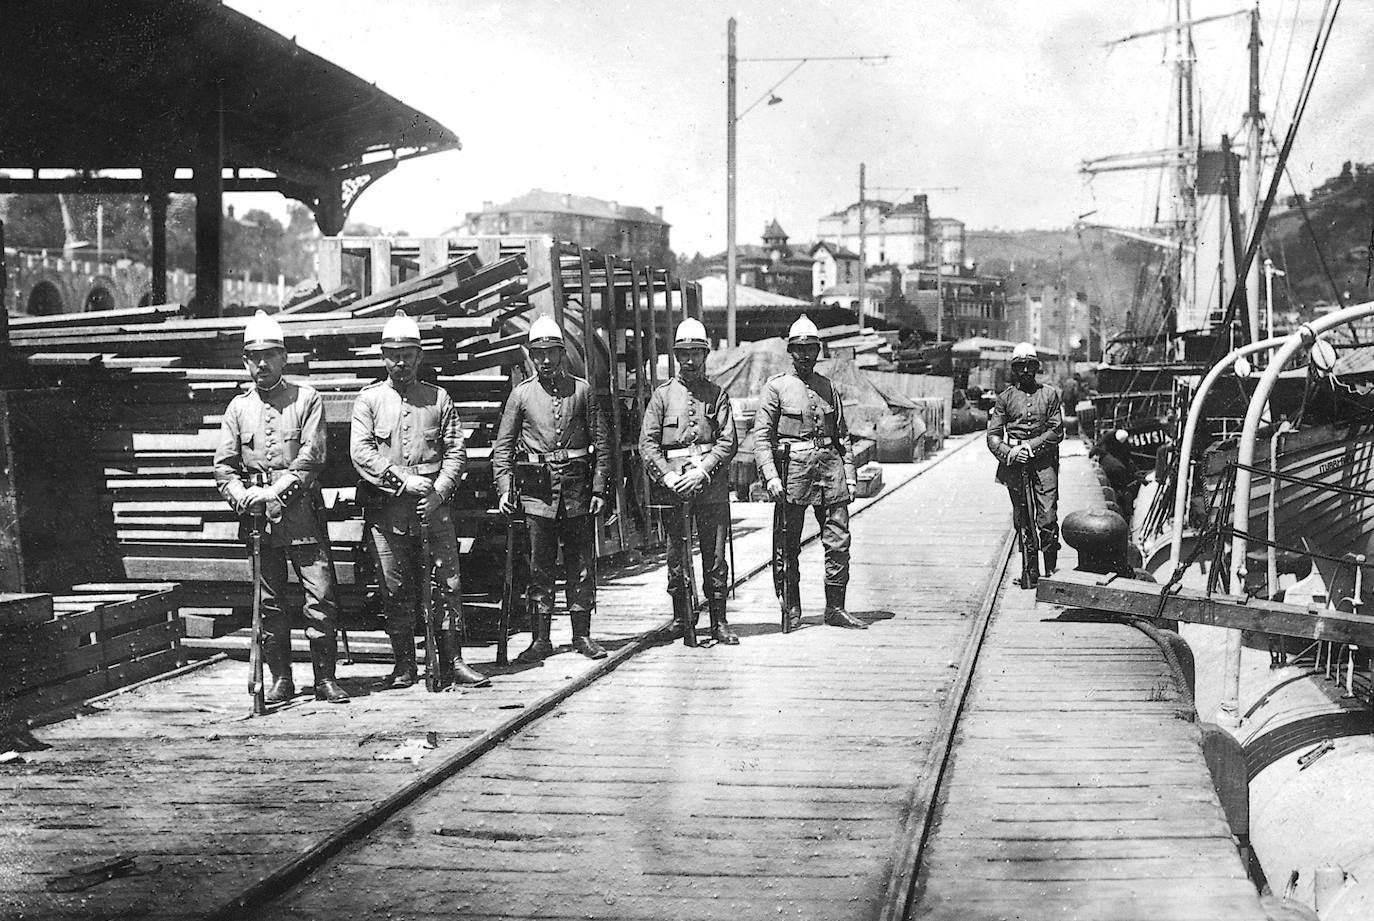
<box><xmin>1208</xmin><ymin>0</ymin><xmax>1342</xmax><ymax>364</ymax></box>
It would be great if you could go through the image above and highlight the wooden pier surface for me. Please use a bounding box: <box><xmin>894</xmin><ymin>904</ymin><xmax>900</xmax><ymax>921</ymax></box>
<box><xmin>1</xmin><ymin>435</ymin><xmax>1266</xmax><ymax>921</ymax></box>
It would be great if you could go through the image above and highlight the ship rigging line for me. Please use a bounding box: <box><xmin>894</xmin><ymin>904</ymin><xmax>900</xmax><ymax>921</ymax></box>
<box><xmin>1272</xmin><ymin>145</ymin><xmax>1354</xmax><ymax>329</ymax></box>
<box><xmin>1209</xmin><ymin>0</ymin><xmax>1342</xmax><ymax>365</ymax></box>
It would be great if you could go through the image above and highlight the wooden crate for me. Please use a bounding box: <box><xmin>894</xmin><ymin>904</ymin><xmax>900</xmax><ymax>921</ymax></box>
<box><xmin>0</xmin><ymin>582</ymin><xmax>182</xmax><ymax>725</ymax></box>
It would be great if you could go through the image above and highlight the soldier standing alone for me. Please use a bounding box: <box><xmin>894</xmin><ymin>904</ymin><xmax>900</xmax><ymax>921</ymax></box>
<box><xmin>350</xmin><ymin>310</ymin><xmax>489</xmax><ymax>690</ymax></box>
<box><xmin>491</xmin><ymin>315</ymin><xmax>612</xmax><ymax>662</ymax></box>
<box><xmin>987</xmin><ymin>342</ymin><xmax>1064</xmax><ymax>588</ymax></box>
<box><xmin>753</xmin><ymin>315</ymin><xmax>866</xmax><ymax>631</ymax></box>
<box><xmin>213</xmin><ymin>310</ymin><xmax>349</xmax><ymax>704</ymax></box>
<box><xmin>640</xmin><ymin>318</ymin><xmax>740</xmax><ymax>645</ymax></box>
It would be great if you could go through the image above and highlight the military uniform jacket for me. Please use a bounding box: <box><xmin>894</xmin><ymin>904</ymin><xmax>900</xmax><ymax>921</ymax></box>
<box><xmin>350</xmin><ymin>379</ymin><xmax>466</xmax><ymax>534</ymax></box>
<box><xmin>753</xmin><ymin>371</ymin><xmax>856</xmax><ymax>507</ymax></box>
<box><xmin>987</xmin><ymin>382</ymin><xmax>1064</xmax><ymax>482</ymax></box>
<box><xmin>491</xmin><ymin>373</ymin><xmax>610</xmax><ymax>520</ymax></box>
<box><xmin>213</xmin><ymin>380</ymin><xmax>328</xmax><ymax>547</ymax></box>
<box><xmin>639</xmin><ymin>375</ymin><xmax>738</xmax><ymax>507</ymax></box>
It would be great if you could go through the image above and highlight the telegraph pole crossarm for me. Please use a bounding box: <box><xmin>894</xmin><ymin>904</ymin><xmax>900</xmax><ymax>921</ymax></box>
<box><xmin>725</xmin><ymin>23</ymin><xmax>890</xmax><ymax>347</ymax></box>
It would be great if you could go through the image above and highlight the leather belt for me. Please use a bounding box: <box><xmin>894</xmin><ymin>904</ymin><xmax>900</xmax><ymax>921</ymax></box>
<box><xmin>784</xmin><ymin>436</ymin><xmax>837</xmax><ymax>451</ymax></box>
<box><xmin>396</xmin><ymin>461</ymin><xmax>443</xmax><ymax>476</ymax></box>
<box><xmin>525</xmin><ymin>446</ymin><xmax>591</xmax><ymax>463</ymax></box>
<box><xmin>665</xmin><ymin>444</ymin><xmax>708</xmax><ymax>460</ymax></box>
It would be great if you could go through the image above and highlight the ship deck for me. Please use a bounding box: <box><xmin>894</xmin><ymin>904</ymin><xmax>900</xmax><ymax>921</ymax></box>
<box><xmin>2</xmin><ymin>436</ymin><xmax>1265</xmax><ymax>921</ymax></box>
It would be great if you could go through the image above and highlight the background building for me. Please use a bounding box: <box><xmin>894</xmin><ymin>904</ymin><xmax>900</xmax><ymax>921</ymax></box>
<box><xmin>705</xmin><ymin>220</ymin><xmax>813</xmax><ymax>300</ymax></box>
<box><xmin>460</xmin><ymin>189</ymin><xmax>671</xmax><ymax>265</ymax></box>
<box><xmin>901</xmin><ymin>268</ymin><xmax>1008</xmax><ymax>341</ymax></box>
<box><xmin>816</xmin><ymin>194</ymin><xmax>967</xmax><ymax>270</ymax></box>
<box><xmin>810</xmin><ymin>241</ymin><xmax>861</xmax><ymax>296</ymax></box>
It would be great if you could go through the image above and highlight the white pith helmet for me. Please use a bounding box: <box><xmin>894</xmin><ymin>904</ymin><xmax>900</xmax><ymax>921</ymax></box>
<box><xmin>380</xmin><ymin>309</ymin><xmax>422</xmax><ymax>347</ymax></box>
<box><xmin>673</xmin><ymin>317</ymin><xmax>710</xmax><ymax>350</ymax></box>
<box><xmin>243</xmin><ymin>309</ymin><xmax>285</xmax><ymax>351</ymax></box>
<box><xmin>527</xmin><ymin>314</ymin><xmax>565</xmax><ymax>348</ymax></box>
<box><xmin>1010</xmin><ymin>342</ymin><xmax>1040</xmax><ymax>366</ymax></box>
<box><xmin>787</xmin><ymin>314</ymin><xmax>821</xmax><ymax>346</ymax></box>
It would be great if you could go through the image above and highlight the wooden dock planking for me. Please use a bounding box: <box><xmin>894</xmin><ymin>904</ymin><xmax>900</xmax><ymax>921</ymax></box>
<box><xmin>2</xmin><ymin>445</ymin><xmax>960</xmax><ymax>921</ymax></box>
<box><xmin>3</xmin><ymin>437</ymin><xmax>1267</xmax><ymax>921</ymax></box>
<box><xmin>911</xmin><ymin>447</ymin><xmax>1266</xmax><ymax>921</ymax></box>
<box><xmin>247</xmin><ymin>438</ymin><xmax>1008</xmax><ymax>921</ymax></box>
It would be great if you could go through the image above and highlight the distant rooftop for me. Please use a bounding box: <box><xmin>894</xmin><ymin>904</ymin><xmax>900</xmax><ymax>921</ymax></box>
<box><xmin>811</xmin><ymin>241</ymin><xmax>860</xmax><ymax>260</ymax></box>
<box><xmin>472</xmin><ymin>189</ymin><xmax>667</xmax><ymax>226</ymax></box>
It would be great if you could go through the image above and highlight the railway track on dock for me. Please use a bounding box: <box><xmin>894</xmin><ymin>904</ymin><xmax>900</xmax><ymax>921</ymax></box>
<box><xmin>192</xmin><ymin>434</ymin><xmax>1016</xmax><ymax>921</ymax></box>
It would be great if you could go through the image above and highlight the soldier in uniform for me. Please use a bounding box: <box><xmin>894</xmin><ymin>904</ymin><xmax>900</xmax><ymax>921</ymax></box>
<box><xmin>640</xmin><ymin>318</ymin><xmax>740</xmax><ymax>645</ymax></box>
<box><xmin>987</xmin><ymin>342</ymin><xmax>1064</xmax><ymax>587</ymax></box>
<box><xmin>754</xmin><ymin>314</ymin><xmax>866</xmax><ymax>631</ymax></box>
<box><xmin>350</xmin><ymin>310</ymin><xmax>489</xmax><ymax>690</ymax></box>
<box><xmin>491</xmin><ymin>315</ymin><xmax>612</xmax><ymax>662</ymax></box>
<box><xmin>213</xmin><ymin>310</ymin><xmax>349</xmax><ymax>704</ymax></box>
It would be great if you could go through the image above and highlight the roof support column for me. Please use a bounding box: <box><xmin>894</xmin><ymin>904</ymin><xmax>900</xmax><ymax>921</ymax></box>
<box><xmin>192</xmin><ymin>167</ymin><xmax>222</xmax><ymax>317</ymax></box>
<box><xmin>192</xmin><ymin>82</ymin><xmax>224</xmax><ymax>317</ymax></box>
<box><xmin>147</xmin><ymin>185</ymin><xmax>168</xmax><ymax>306</ymax></box>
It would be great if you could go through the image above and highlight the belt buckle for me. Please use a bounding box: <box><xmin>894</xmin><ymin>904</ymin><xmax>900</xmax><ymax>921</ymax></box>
<box><xmin>549</xmin><ymin>448</ymin><xmax>568</xmax><ymax>463</ymax></box>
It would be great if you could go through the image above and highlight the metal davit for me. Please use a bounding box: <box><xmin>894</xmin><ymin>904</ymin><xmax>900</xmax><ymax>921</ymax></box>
<box><xmin>1219</xmin><ymin>301</ymin><xmax>1374</xmax><ymax>726</ymax></box>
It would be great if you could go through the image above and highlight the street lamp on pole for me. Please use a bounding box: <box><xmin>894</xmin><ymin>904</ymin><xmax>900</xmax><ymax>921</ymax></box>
<box><xmin>725</xmin><ymin>20</ymin><xmax>888</xmax><ymax>347</ymax></box>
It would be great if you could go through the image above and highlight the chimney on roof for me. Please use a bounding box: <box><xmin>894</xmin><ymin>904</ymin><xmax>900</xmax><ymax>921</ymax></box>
<box><xmin>563</xmin><ymin>194</ymin><xmax>573</xmax><ymax>208</ymax></box>
<box><xmin>610</xmin><ymin>200</ymin><xmax>619</xmax><ymax>212</ymax></box>
<box><xmin>482</xmin><ymin>200</ymin><xmax>493</xmax><ymax>211</ymax></box>
<box><xmin>655</xmin><ymin>205</ymin><xmax>663</xmax><ymax>220</ymax></box>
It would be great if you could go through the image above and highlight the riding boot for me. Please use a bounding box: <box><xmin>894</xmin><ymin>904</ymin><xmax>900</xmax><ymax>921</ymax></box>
<box><xmin>375</xmin><ymin>632</ymin><xmax>417</xmax><ymax>690</ymax></box>
<box><xmin>516</xmin><ymin>610</ymin><xmax>556</xmax><ymax>663</ymax></box>
<box><xmin>783</xmin><ymin>583</ymin><xmax>803</xmax><ymax>633</ymax></box>
<box><xmin>822</xmin><ymin>584</ymin><xmax>867</xmax><ymax>629</ymax></box>
<box><xmin>1042</xmin><ymin>545</ymin><xmax>1058</xmax><ymax>578</ymax></box>
<box><xmin>708</xmin><ymin>598</ymin><xmax>739</xmax><ymax>645</ymax></box>
<box><xmin>666</xmin><ymin>593</ymin><xmax>688</xmax><ymax>639</ymax></box>
<box><xmin>310</xmin><ymin>636</ymin><xmax>350</xmax><ymax>703</ymax></box>
<box><xmin>439</xmin><ymin>632</ymin><xmax>491</xmax><ymax>688</ymax></box>
<box><xmin>264</xmin><ymin>631</ymin><xmax>296</xmax><ymax>703</ymax></box>
<box><xmin>1018</xmin><ymin>550</ymin><xmax>1041</xmax><ymax>590</ymax></box>
<box><xmin>570</xmin><ymin>611</ymin><xmax>607</xmax><ymax>659</ymax></box>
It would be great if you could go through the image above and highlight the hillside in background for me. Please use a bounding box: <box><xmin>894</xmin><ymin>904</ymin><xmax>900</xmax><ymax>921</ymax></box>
<box><xmin>1264</xmin><ymin>160</ymin><xmax>1374</xmax><ymax>311</ymax></box>
<box><xmin>965</xmin><ymin>227</ymin><xmax>1155</xmax><ymax>340</ymax></box>
<box><xmin>967</xmin><ymin>161</ymin><xmax>1374</xmax><ymax>341</ymax></box>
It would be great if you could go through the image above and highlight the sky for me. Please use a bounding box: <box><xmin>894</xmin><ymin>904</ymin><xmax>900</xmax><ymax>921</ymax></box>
<box><xmin>226</xmin><ymin>0</ymin><xmax>1374</xmax><ymax>257</ymax></box>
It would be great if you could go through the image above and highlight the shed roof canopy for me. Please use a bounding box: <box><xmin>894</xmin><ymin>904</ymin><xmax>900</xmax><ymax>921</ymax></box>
<box><xmin>1</xmin><ymin>0</ymin><xmax>459</xmax><ymax>181</ymax></box>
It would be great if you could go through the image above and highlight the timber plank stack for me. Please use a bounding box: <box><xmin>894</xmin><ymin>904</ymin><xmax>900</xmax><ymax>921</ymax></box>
<box><xmin>0</xmin><ymin>583</ymin><xmax>182</xmax><ymax>725</ymax></box>
<box><xmin>0</xmin><ymin>241</ymin><xmax>694</xmax><ymax>652</ymax></box>
<box><xmin>4</xmin><ymin>252</ymin><xmax>535</xmax><ymax>644</ymax></box>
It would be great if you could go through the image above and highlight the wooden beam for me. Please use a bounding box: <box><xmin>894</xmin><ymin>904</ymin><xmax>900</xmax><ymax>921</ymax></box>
<box><xmin>1037</xmin><ymin>570</ymin><xmax>1374</xmax><ymax>647</ymax></box>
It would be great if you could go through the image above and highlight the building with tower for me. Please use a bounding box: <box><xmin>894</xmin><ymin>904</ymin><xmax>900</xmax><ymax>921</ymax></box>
<box><xmin>705</xmin><ymin>219</ymin><xmax>814</xmax><ymax>300</ymax></box>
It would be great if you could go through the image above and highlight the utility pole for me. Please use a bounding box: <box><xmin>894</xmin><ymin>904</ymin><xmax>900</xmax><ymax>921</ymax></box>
<box><xmin>857</xmin><ymin>163</ymin><xmax>866</xmax><ymax>333</ymax></box>
<box><xmin>1244</xmin><ymin>6</ymin><xmax>1265</xmax><ymax>346</ymax></box>
<box><xmin>726</xmin><ymin>17</ymin><xmax>738</xmax><ymax>348</ymax></box>
<box><xmin>935</xmin><ymin>268</ymin><xmax>943</xmax><ymax>344</ymax></box>
<box><xmin>724</xmin><ymin>27</ymin><xmax>889</xmax><ymax>347</ymax></box>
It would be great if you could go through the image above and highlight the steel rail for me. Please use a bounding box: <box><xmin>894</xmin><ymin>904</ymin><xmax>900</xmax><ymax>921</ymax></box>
<box><xmin>200</xmin><ymin>433</ymin><xmax>987</xmax><ymax>921</ymax></box>
<box><xmin>876</xmin><ymin>526</ymin><xmax>1016</xmax><ymax>921</ymax></box>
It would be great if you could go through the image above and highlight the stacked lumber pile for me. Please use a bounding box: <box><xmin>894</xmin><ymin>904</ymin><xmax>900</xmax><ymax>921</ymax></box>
<box><xmin>818</xmin><ymin>324</ymin><xmax>895</xmax><ymax>369</ymax></box>
<box><xmin>2</xmin><ymin>239</ymin><xmax>702</xmax><ymax>665</ymax></box>
<box><xmin>4</xmin><ymin>252</ymin><xmax>534</xmax><ymax>643</ymax></box>
<box><xmin>0</xmin><ymin>583</ymin><xmax>182</xmax><ymax>725</ymax></box>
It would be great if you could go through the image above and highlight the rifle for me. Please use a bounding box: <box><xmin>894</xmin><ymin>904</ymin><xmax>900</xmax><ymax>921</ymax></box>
<box><xmin>726</xmin><ymin>509</ymin><xmax>737</xmax><ymax>600</ymax></box>
<box><xmin>247</xmin><ymin>472</ymin><xmax>268</xmax><ymax>716</ymax></box>
<box><xmin>420</xmin><ymin>516</ymin><xmax>442</xmax><ymax>693</ymax></box>
<box><xmin>248</xmin><ymin>511</ymin><xmax>266</xmax><ymax>716</ymax></box>
<box><xmin>498</xmin><ymin>487</ymin><xmax>517</xmax><ymax>666</ymax></box>
<box><xmin>775</xmin><ymin>444</ymin><xmax>794</xmax><ymax>633</ymax></box>
<box><xmin>1014</xmin><ymin>445</ymin><xmax>1041</xmax><ymax>589</ymax></box>
<box><xmin>680</xmin><ymin>495</ymin><xmax>699</xmax><ymax>648</ymax></box>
